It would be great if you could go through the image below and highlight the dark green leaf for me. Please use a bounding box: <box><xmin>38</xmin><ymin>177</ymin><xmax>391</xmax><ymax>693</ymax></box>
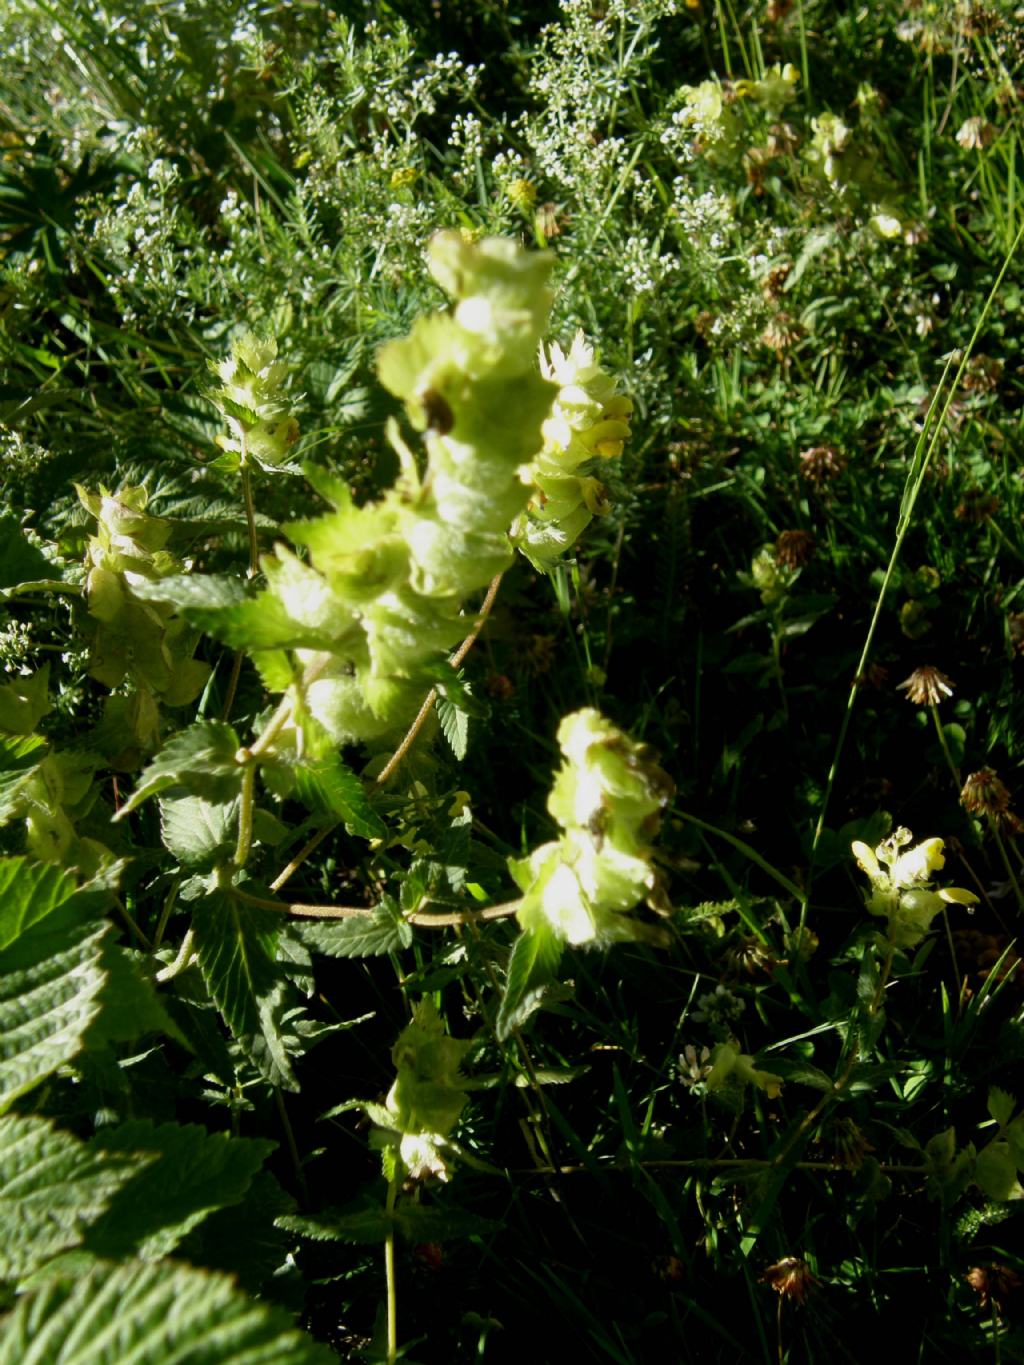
<box><xmin>83</xmin><ymin>1119</ymin><xmax>274</xmax><ymax>1260</ymax></box>
<box><xmin>0</xmin><ymin>1113</ymin><xmax>151</xmax><ymax>1280</ymax></box>
<box><xmin>160</xmin><ymin>794</ymin><xmax>239</xmax><ymax>870</ymax></box>
<box><xmin>292</xmin><ymin>753</ymin><xmax>386</xmax><ymax>840</ymax></box>
<box><xmin>974</xmin><ymin>1141</ymin><xmax>1022</xmax><ymax>1202</ymax></box>
<box><xmin>191</xmin><ymin>890</ymin><xmax>296</xmax><ymax>1088</ymax></box>
<box><xmin>0</xmin><ymin>512</ymin><xmax>52</xmax><ymax>590</ymax></box>
<box><xmin>0</xmin><ymin>1258</ymin><xmax>335</xmax><ymax>1363</ymax></box>
<box><xmin>115</xmin><ymin>721</ymin><xmax>242</xmax><ymax>818</ymax></box>
<box><xmin>496</xmin><ymin>922</ymin><xmax>563</xmax><ymax>1040</ymax></box>
<box><xmin>298</xmin><ymin>896</ymin><xmax>412</xmax><ymax>958</ymax></box>
<box><xmin>0</xmin><ymin>923</ymin><xmax>108</xmax><ymax>1114</ymax></box>
<box><xmin>0</xmin><ymin>732</ymin><xmax>45</xmax><ymax>823</ymax></box>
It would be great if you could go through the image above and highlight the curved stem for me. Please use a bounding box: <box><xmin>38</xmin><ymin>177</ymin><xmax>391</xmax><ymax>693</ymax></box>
<box><xmin>233</xmin><ymin>884</ymin><xmax>521</xmax><ymax>926</ymax></box>
<box><xmin>372</xmin><ymin>573</ymin><xmax>503</xmax><ymax>791</ymax></box>
<box><xmin>270</xmin><ymin>821</ymin><xmax>339</xmax><ymax>893</ymax></box>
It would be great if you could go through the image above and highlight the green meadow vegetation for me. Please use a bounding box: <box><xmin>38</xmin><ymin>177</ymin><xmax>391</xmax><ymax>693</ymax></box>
<box><xmin>1</xmin><ymin>1</ymin><xmax>1024</xmax><ymax>1359</ymax></box>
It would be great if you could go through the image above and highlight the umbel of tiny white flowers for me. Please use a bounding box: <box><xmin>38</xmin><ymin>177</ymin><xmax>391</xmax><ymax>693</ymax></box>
<box><xmin>851</xmin><ymin>828</ymin><xmax>978</xmax><ymax>948</ymax></box>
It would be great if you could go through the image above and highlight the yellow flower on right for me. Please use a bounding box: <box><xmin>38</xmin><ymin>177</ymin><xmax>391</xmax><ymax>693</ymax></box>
<box><xmin>852</xmin><ymin>827</ymin><xmax>978</xmax><ymax>948</ymax></box>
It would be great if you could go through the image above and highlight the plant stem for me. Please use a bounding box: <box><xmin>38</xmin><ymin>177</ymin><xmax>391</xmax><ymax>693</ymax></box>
<box><xmin>989</xmin><ymin>815</ymin><xmax>1024</xmax><ymax>911</ymax></box>
<box><xmin>238</xmin><ymin>426</ymin><xmax>260</xmax><ymax>579</ymax></box>
<box><xmin>232</xmin><ymin>884</ymin><xmax>521</xmax><ymax>925</ymax></box>
<box><xmin>233</xmin><ymin>762</ymin><xmax>256</xmax><ymax>870</ymax></box>
<box><xmin>384</xmin><ymin>1176</ymin><xmax>399</xmax><ymax>1364</ymax></box>
<box><xmin>930</xmin><ymin>703</ymin><xmax>961</xmax><ymax>789</ymax></box>
<box><xmin>372</xmin><ymin>573</ymin><xmax>503</xmax><ymax>791</ymax></box>
<box><xmin>674</xmin><ymin>809</ymin><xmax>804</xmax><ymax>902</ymax></box>
<box><xmin>155</xmin><ymin>926</ymin><xmax>195</xmax><ymax>981</ymax></box>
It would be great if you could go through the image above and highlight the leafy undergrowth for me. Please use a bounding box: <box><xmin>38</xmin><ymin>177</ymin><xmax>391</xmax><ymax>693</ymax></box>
<box><xmin>2</xmin><ymin>1</ymin><xmax>1024</xmax><ymax>1361</ymax></box>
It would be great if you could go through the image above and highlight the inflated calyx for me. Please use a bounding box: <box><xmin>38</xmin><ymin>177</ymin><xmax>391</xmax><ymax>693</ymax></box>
<box><xmin>510</xmin><ymin>708</ymin><xmax>674</xmax><ymax>947</ymax></box>
<box><xmin>512</xmin><ymin>331</ymin><xmax>632</xmax><ymax>571</ymax></box>
<box><xmin>258</xmin><ymin>231</ymin><xmax>558</xmax><ymax>749</ymax></box>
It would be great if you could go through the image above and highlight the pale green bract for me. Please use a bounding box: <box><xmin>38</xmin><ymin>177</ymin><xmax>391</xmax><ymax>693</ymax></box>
<box><xmin>210</xmin><ymin>332</ymin><xmax>300</xmax><ymax>468</ymax></box>
<box><xmin>263</xmin><ymin>231</ymin><xmax>558</xmax><ymax>749</ymax></box>
<box><xmin>512</xmin><ymin>331</ymin><xmax>632</xmax><ymax>571</ymax></box>
<box><xmin>510</xmin><ymin>708</ymin><xmax>674</xmax><ymax>947</ymax></box>
<box><xmin>369</xmin><ymin>999</ymin><xmax>472</xmax><ymax>1182</ymax></box>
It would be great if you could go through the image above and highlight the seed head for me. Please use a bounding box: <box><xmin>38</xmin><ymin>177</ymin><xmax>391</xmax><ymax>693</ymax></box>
<box><xmin>763</xmin><ymin>1257</ymin><xmax>818</xmax><ymax>1304</ymax></box>
<box><xmin>761</xmin><ymin>312</ymin><xmax>804</xmax><ymax>354</ymax></box>
<box><xmin>966</xmin><ymin>1263</ymin><xmax>1022</xmax><ymax>1318</ymax></box>
<box><xmin>775</xmin><ymin>529</ymin><xmax>815</xmax><ymax>568</ymax></box>
<box><xmin>955</xmin><ymin>489</ymin><xmax>1000</xmax><ymax>523</ymax></box>
<box><xmin>825</xmin><ymin>1116</ymin><xmax>874</xmax><ymax>1170</ymax></box>
<box><xmin>897</xmin><ymin>665</ymin><xmax>954</xmax><ymax>706</ymax></box>
<box><xmin>798</xmin><ymin>444</ymin><xmax>846</xmax><ymax>486</ymax></box>
<box><xmin>960</xmin><ymin>767</ymin><xmax>1011</xmax><ymax>818</ymax></box>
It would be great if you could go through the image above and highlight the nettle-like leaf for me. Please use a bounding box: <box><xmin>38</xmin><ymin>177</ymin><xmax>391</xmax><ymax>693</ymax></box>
<box><xmin>0</xmin><ymin>733</ymin><xmax>47</xmax><ymax>824</ymax></box>
<box><xmin>291</xmin><ymin>751</ymin><xmax>387</xmax><ymax>841</ymax></box>
<box><xmin>0</xmin><ymin>857</ymin><xmax>114</xmax><ymax>1113</ymax></box>
<box><xmin>159</xmin><ymin>795</ymin><xmax>239</xmax><ymax>871</ymax></box>
<box><xmin>190</xmin><ymin>890</ymin><xmax>297</xmax><ymax>1089</ymax></box>
<box><xmin>496</xmin><ymin>921</ymin><xmax>564</xmax><ymax>1041</ymax></box>
<box><xmin>0</xmin><ymin>1258</ymin><xmax>335</xmax><ymax>1364</ymax></box>
<box><xmin>0</xmin><ymin>1113</ymin><xmax>152</xmax><ymax>1280</ymax></box>
<box><xmin>974</xmin><ymin>1141</ymin><xmax>1023</xmax><ymax>1202</ymax></box>
<box><xmin>0</xmin><ymin>511</ymin><xmax>53</xmax><ymax>591</ymax></box>
<box><xmin>132</xmin><ymin>573</ymin><xmax>335</xmax><ymax>651</ymax></box>
<box><xmin>115</xmin><ymin>721</ymin><xmax>243</xmax><ymax>817</ymax></box>
<box><xmin>279</xmin><ymin>1200</ymin><xmax>497</xmax><ymax>1246</ymax></box>
<box><xmin>81</xmin><ymin>1119</ymin><xmax>274</xmax><ymax>1261</ymax></box>
<box><xmin>297</xmin><ymin>895</ymin><xmax>412</xmax><ymax>958</ymax></box>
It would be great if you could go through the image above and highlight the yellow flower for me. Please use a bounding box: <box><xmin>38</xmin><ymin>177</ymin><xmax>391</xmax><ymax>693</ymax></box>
<box><xmin>851</xmin><ymin>829</ymin><xmax>978</xmax><ymax>947</ymax></box>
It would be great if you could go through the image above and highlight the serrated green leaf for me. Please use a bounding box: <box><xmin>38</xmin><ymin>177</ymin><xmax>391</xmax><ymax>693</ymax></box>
<box><xmin>0</xmin><ymin>666</ymin><xmax>50</xmax><ymax>736</ymax></box>
<box><xmin>0</xmin><ymin>857</ymin><xmax>106</xmax><ymax>955</ymax></box>
<box><xmin>115</xmin><ymin>721</ymin><xmax>242</xmax><ymax>818</ymax></box>
<box><xmin>496</xmin><ymin>922</ymin><xmax>563</xmax><ymax>1041</ymax></box>
<box><xmin>0</xmin><ymin>512</ymin><xmax>52</xmax><ymax>591</ymax></box>
<box><xmin>177</xmin><ymin>1170</ymin><xmax>295</xmax><ymax>1292</ymax></box>
<box><xmin>82</xmin><ymin>1119</ymin><xmax>274</xmax><ymax>1261</ymax></box>
<box><xmin>278</xmin><ymin>1201</ymin><xmax>497</xmax><ymax>1247</ymax></box>
<box><xmin>988</xmin><ymin>1086</ymin><xmax>1016</xmax><ymax>1129</ymax></box>
<box><xmin>757</xmin><ymin>1058</ymin><xmax>834</xmax><ymax>1092</ymax></box>
<box><xmin>395</xmin><ymin>1203</ymin><xmax>499</xmax><ymax>1242</ymax></box>
<box><xmin>159</xmin><ymin>795</ymin><xmax>239</xmax><ymax>870</ymax></box>
<box><xmin>0</xmin><ymin>923</ymin><xmax>109</xmax><ymax>1114</ymax></box>
<box><xmin>86</xmin><ymin>940</ymin><xmax>183</xmax><ymax>1049</ymax></box>
<box><xmin>278</xmin><ymin>1205</ymin><xmax>393</xmax><ymax>1244</ymax></box>
<box><xmin>191</xmin><ymin>891</ymin><xmax>296</xmax><ymax>1089</ymax></box>
<box><xmin>974</xmin><ymin>1141</ymin><xmax>1023</xmax><ymax>1202</ymax></box>
<box><xmin>292</xmin><ymin>753</ymin><xmax>386</xmax><ymax>840</ymax></box>
<box><xmin>131</xmin><ymin>574</ymin><xmax>334</xmax><ymax>650</ymax></box>
<box><xmin>0</xmin><ymin>1257</ymin><xmax>336</xmax><ymax>1364</ymax></box>
<box><xmin>298</xmin><ymin>897</ymin><xmax>412</xmax><ymax>958</ymax></box>
<box><xmin>0</xmin><ymin>1114</ymin><xmax>152</xmax><ymax>1280</ymax></box>
<box><xmin>0</xmin><ymin>733</ymin><xmax>46</xmax><ymax>824</ymax></box>
<box><xmin>436</xmin><ymin>694</ymin><xmax>469</xmax><ymax>761</ymax></box>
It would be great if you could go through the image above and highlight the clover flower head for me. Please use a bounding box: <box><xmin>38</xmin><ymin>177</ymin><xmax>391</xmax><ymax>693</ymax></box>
<box><xmin>897</xmin><ymin>665</ymin><xmax>954</xmax><ymax>706</ymax></box>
